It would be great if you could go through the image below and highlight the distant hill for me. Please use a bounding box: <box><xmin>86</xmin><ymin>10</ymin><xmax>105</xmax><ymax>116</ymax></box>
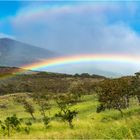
<box><xmin>0</xmin><ymin>66</ymin><xmax>38</xmax><ymax>76</ymax></box>
<box><xmin>0</xmin><ymin>38</ymin><xmax>56</xmax><ymax>67</ymax></box>
<box><xmin>0</xmin><ymin>66</ymin><xmax>106</xmax><ymax>95</ymax></box>
<box><xmin>0</xmin><ymin>66</ymin><xmax>106</xmax><ymax>78</ymax></box>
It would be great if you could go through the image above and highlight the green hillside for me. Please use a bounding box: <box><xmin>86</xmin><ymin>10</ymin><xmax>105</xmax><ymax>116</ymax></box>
<box><xmin>0</xmin><ymin>67</ymin><xmax>140</xmax><ymax>139</ymax></box>
<box><xmin>0</xmin><ymin>94</ymin><xmax>140</xmax><ymax>139</ymax></box>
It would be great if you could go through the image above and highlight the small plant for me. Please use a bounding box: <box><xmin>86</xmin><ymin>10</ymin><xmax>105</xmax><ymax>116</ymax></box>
<box><xmin>42</xmin><ymin>116</ymin><xmax>50</xmax><ymax>128</ymax></box>
<box><xmin>0</xmin><ymin>114</ymin><xmax>22</xmax><ymax>137</ymax></box>
<box><xmin>24</xmin><ymin>120</ymin><xmax>32</xmax><ymax>134</ymax></box>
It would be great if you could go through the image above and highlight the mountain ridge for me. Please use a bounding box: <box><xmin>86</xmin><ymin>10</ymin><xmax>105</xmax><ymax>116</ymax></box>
<box><xmin>0</xmin><ymin>38</ymin><xmax>56</xmax><ymax>67</ymax></box>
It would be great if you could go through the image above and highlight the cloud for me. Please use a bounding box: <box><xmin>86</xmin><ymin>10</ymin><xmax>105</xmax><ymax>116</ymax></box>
<box><xmin>9</xmin><ymin>3</ymin><xmax>140</xmax><ymax>56</ymax></box>
<box><xmin>2</xmin><ymin>2</ymin><xmax>140</xmax><ymax>75</ymax></box>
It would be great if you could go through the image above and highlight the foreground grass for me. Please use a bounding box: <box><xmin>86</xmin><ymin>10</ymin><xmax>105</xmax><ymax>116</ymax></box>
<box><xmin>0</xmin><ymin>94</ymin><xmax>140</xmax><ymax>139</ymax></box>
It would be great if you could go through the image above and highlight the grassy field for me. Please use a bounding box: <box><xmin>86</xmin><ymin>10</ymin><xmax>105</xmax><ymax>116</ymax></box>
<box><xmin>0</xmin><ymin>94</ymin><xmax>140</xmax><ymax>139</ymax></box>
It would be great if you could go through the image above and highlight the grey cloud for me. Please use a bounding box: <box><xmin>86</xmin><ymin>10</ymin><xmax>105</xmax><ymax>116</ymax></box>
<box><xmin>3</xmin><ymin>2</ymin><xmax>140</xmax><ymax>75</ymax></box>
<box><xmin>11</xmin><ymin>12</ymin><xmax>140</xmax><ymax>56</ymax></box>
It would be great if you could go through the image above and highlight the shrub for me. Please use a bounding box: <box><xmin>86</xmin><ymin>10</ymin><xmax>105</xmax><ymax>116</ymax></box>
<box><xmin>0</xmin><ymin>114</ymin><xmax>22</xmax><ymax>137</ymax></box>
<box><xmin>55</xmin><ymin>94</ymin><xmax>78</xmax><ymax>128</ymax></box>
<box><xmin>24</xmin><ymin>120</ymin><xmax>32</xmax><ymax>134</ymax></box>
<box><xmin>96</xmin><ymin>78</ymin><xmax>133</xmax><ymax>116</ymax></box>
<box><xmin>42</xmin><ymin>116</ymin><xmax>50</xmax><ymax>128</ymax></box>
<box><xmin>14</xmin><ymin>96</ymin><xmax>36</xmax><ymax>120</ymax></box>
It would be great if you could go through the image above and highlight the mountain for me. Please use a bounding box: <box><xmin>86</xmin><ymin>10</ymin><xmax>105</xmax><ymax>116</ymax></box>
<box><xmin>0</xmin><ymin>38</ymin><xmax>56</xmax><ymax>67</ymax></box>
<box><xmin>0</xmin><ymin>38</ymin><xmax>124</xmax><ymax>77</ymax></box>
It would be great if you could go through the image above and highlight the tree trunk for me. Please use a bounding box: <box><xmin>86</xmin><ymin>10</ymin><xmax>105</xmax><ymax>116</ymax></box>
<box><xmin>118</xmin><ymin>108</ymin><xmax>123</xmax><ymax>117</ymax></box>
<box><xmin>40</xmin><ymin>106</ymin><xmax>46</xmax><ymax>118</ymax></box>
<box><xmin>7</xmin><ymin>125</ymin><xmax>10</xmax><ymax>137</ymax></box>
<box><xmin>68</xmin><ymin>120</ymin><xmax>73</xmax><ymax>129</ymax></box>
<box><xmin>125</xmin><ymin>95</ymin><xmax>130</xmax><ymax>108</ymax></box>
<box><xmin>137</xmin><ymin>94</ymin><xmax>140</xmax><ymax>105</ymax></box>
<box><xmin>31</xmin><ymin>113</ymin><xmax>35</xmax><ymax>120</ymax></box>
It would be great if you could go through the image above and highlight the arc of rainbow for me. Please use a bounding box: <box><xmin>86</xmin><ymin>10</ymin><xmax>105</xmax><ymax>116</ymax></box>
<box><xmin>22</xmin><ymin>54</ymin><xmax>140</xmax><ymax>70</ymax></box>
<box><xmin>0</xmin><ymin>54</ymin><xmax>140</xmax><ymax>80</ymax></box>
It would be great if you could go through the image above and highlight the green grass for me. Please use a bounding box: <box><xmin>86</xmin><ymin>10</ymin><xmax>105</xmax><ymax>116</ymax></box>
<box><xmin>0</xmin><ymin>94</ymin><xmax>140</xmax><ymax>139</ymax></box>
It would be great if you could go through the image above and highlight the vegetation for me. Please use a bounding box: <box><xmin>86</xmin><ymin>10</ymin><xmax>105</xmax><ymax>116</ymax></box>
<box><xmin>0</xmin><ymin>67</ymin><xmax>140</xmax><ymax>139</ymax></box>
<box><xmin>14</xmin><ymin>96</ymin><xmax>36</xmax><ymax>120</ymax></box>
<box><xmin>96</xmin><ymin>77</ymin><xmax>133</xmax><ymax>115</ymax></box>
<box><xmin>0</xmin><ymin>114</ymin><xmax>22</xmax><ymax>137</ymax></box>
<box><xmin>0</xmin><ymin>94</ymin><xmax>140</xmax><ymax>139</ymax></box>
<box><xmin>55</xmin><ymin>94</ymin><xmax>78</xmax><ymax>128</ymax></box>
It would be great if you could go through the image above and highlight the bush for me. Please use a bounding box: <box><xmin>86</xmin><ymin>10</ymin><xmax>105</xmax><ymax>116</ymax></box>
<box><xmin>42</xmin><ymin>116</ymin><xmax>50</xmax><ymax>128</ymax></box>
<box><xmin>55</xmin><ymin>94</ymin><xmax>78</xmax><ymax>128</ymax></box>
<box><xmin>0</xmin><ymin>114</ymin><xmax>22</xmax><ymax>137</ymax></box>
<box><xmin>14</xmin><ymin>96</ymin><xmax>36</xmax><ymax>120</ymax></box>
<box><xmin>96</xmin><ymin>78</ymin><xmax>133</xmax><ymax>116</ymax></box>
<box><xmin>24</xmin><ymin>120</ymin><xmax>32</xmax><ymax>134</ymax></box>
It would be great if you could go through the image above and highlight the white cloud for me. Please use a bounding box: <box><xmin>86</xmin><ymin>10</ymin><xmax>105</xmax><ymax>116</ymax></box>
<box><xmin>2</xmin><ymin>2</ymin><xmax>140</xmax><ymax>75</ymax></box>
<box><xmin>9</xmin><ymin>4</ymin><xmax>140</xmax><ymax>56</ymax></box>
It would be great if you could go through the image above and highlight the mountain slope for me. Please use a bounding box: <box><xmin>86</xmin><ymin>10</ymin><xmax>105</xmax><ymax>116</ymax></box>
<box><xmin>0</xmin><ymin>38</ymin><xmax>56</xmax><ymax>66</ymax></box>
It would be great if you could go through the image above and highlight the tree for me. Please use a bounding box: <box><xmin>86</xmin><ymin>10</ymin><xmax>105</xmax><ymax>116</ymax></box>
<box><xmin>30</xmin><ymin>90</ymin><xmax>51</xmax><ymax>119</ymax></box>
<box><xmin>96</xmin><ymin>78</ymin><xmax>133</xmax><ymax>116</ymax></box>
<box><xmin>31</xmin><ymin>91</ymin><xmax>51</xmax><ymax>128</ymax></box>
<box><xmin>80</xmin><ymin>73</ymin><xmax>90</xmax><ymax>78</ymax></box>
<box><xmin>55</xmin><ymin>94</ymin><xmax>78</xmax><ymax>128</ymax></box>
<box><xmin>69</xmin><ymin>82</ymin><xmax>86</xmax><ymax>102</ymax></box>
<box><xmin>0</xmin><ymin>114</ymin><xmax>22</xmax><ymax>137</ymax></box>
<box><xmin>14</xmin><ymin>96</ymin><xmax>35</xmax><ymax>120</ymax></box>
<box><xmin>132</xmin><ymin>73</ymin><xmax>140</xmax><ymax>105</ymax></box>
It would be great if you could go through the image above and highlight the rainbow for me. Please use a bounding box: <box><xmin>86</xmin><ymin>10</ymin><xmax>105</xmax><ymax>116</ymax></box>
<box><xmin>0</xmin><ymin>54</ymin><xmax>140</xmax><ymax>80</ymax></box>
<box><xmin>22</xmin><ymin>54</ymin><xmax>140</xmax><ymax>70</ymax></box>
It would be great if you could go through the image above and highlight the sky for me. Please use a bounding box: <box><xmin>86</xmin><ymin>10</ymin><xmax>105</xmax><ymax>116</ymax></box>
<box><xmin>1</xmin><ymin>1</ymin><xmax>140</xmax><ymax>76</ymax></box>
